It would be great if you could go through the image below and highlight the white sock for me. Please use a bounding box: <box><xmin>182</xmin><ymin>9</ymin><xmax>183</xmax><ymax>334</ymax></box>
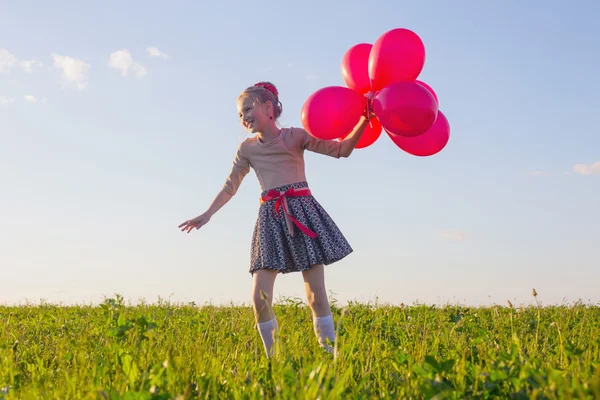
<box><xmin>256</xmin><ymin>317</ymin><xmax>278</xmax><ymax>357</ymax></box>
<box><xmin>313</xmin><ymin>314</ymin><xmax>335</xmax><ymax>353</ymax></box>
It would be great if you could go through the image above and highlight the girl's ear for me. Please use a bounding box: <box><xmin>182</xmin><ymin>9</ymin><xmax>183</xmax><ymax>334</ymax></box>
<box><xmin>263</xmin><ymin>100</ymin><xmax>274</xmax><ymax>117</ymax></box>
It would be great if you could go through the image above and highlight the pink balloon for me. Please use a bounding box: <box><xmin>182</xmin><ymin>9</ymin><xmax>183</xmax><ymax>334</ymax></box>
<box><xmin>339</xmin><ymin>117</ymin><xmax>382</xmax><ymax>149</ymax></box>
<box><xmin>369</xmin><ymin>28</ymin><xmax>426</xmax><ymax>91</ymax></box>
<box><xmin>341</xmin><ymin>43</ymin><xmax>373</xmax><ymax>94</ymax></box>
<box><xmin>415</xmin><ymin>80</ymin><xmax>439</xmax><ymax>106</ymax></box>
<box><xmin>373</xmin><ymin>81</ymin><xmax>438</xmax><ymax>137</ymax></box>
<box><xmin>387</xmin><ymin>110</ymin><xmax>450</xmax><ymax>157</ymax></box>
<box><xmin>301</xmin><ymin>86</ymin><xmax>366</xmax><ymax>140</ymax></box>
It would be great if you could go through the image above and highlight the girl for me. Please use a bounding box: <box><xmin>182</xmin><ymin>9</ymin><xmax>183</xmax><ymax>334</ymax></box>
<box><xmin>179</xmin><ymin>82</ymin><xmax>372</xmax><ymax>357</ymax></box>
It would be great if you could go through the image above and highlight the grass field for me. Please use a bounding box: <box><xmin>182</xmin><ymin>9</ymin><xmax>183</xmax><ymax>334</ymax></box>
<box><xmin>1</xmin><ymin>294</ymin><xmax>599</xmax><ymax>399</ymax></box>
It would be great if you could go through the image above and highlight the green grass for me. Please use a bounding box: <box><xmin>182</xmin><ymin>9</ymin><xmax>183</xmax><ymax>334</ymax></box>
<box><xmin>1</xmin><ymin>295</ymin><xmax>599</xmax><ymax>399</ymax></box>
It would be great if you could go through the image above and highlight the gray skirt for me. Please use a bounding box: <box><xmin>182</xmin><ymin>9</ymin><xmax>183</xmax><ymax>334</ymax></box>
<box><xmin>250</xmin><ymin>181</ymin><xmax>353</xmax><ymax>274</ymax></box>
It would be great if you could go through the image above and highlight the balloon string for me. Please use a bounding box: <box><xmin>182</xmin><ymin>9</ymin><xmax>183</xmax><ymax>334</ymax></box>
<box><xmin>365</xmin><ymin>91</ymin><xmax>375</xmax><ymax>127</ymax></box>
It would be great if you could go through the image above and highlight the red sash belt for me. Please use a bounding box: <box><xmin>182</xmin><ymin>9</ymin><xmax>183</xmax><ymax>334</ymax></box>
<box><xmin>260</xmin><ymin>187</ymin><xmax>317</xmax><ymax>238</ymax></box>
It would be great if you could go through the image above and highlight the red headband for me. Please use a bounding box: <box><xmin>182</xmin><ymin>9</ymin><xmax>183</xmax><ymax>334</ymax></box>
<box><xmin>254</xmin><ymin>82</ymin><xmax>278</xmax><ymax>98</ymax></box>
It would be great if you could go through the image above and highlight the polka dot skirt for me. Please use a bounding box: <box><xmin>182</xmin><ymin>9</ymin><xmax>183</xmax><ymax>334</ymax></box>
<box><xmin>250</xmin><ymin>181</ymin><xmax>353</xmax><ymax>274</ymax></box>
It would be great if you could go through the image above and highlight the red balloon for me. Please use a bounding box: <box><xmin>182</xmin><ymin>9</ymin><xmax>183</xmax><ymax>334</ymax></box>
<box><xmin>339</xmin><ymin>117</ymin><xmax>382</xmax><ymax>149</ymax></box>
<box><xmin>368</xmin><ymin>28</ymin><xmax>426</xmax><ymax>91</ymax></box>
<box><xmin>373</xmin><ymin>81</ymin><xmax>438</xmax><ymax>137</ymax></box>
<box><xmin>387</xmin><ymin>110</ymin><xmax>450</xmax><ymax>156</ymax></box>
<box><xmin>415</xmin><ymin>80</ymin><xmax>439</xmax><ymax>106</ymax></box>
<box><xmin>341</xmin><ymin>43</ymin><xmax>372</xmax><ymax>94</ymax></box>
<box><xmin>301</xmin><ymin>86</ymin><xmax>366</xmax><ymax>140</ymax></box>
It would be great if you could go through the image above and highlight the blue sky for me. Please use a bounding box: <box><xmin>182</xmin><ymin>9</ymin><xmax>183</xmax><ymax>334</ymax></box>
<box><xmin>1</xmin><ymin>0</ymin><xmax>599</xmax><ymax>307</ymax></box>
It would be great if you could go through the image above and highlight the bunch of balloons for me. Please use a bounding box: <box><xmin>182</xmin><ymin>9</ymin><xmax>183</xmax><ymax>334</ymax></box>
<box><xmin>301</xmin><ymin>28</ymin><xmax>450</xmax><ymax>157</ymax></box>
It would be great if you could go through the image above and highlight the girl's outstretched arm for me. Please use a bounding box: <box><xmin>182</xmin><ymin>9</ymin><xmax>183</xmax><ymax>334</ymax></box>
<box><xmin>205</xmin><ymin>189</ymin><xmax>233</xmax><ymax>217</ymax></box>
<box><xmin>179</xmin><ymin>141</ymin><xmax>250</xmax><ymax>233</ymax></box>
<box><xmin>339</xmin><ymin>116</ymin><xmax>370</xmax><ymax>158</ymax></box>
<box><xmin>178</xmin><ymin>189</ymin><xmax>233</xmax><ymax>233</ymax></box>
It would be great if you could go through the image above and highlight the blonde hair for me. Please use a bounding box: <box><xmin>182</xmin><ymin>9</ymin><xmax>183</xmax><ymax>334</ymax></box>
<box><xmin>238</xmin><ymin>81</ymin><xmax>283</xmax><ymax>120</ymax></box>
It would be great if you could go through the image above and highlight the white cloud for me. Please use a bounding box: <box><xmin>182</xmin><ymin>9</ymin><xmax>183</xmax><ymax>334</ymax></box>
<box><xmin>109</xmin><ymin>49</ymin><xmax>147</xmax><ymax>78</ymax></box>
<box><xmin>0</xmin><ymin>96</ymin><xmax>15</xmax><ymax>106</ymax></box>
<box><xmin>0</xmin><ymin>49</ymin><xmax>18</xmax><ymax>72</ymax></box>
<box><xmin>440</xmin><ymin>230</ymin><xmax>466</xmax><ymax>241</ymax></box>
<box><xmin>20</xmin><ymin>59</ymin><xmax>43</xmax><ymax>73</ymax></box>
<box><xmin>530</xmin><ymin>170</ymin><xmax>550</xmax><ymax>177</ymax></box>
<box><xmin>306</xmin><ymin>74</ymin><xmax>320</xmax><ymax>81</ymax></box>
<box><xmin>0</xmin><ymin>49</ymin><xmax>42</xmax><ymax>73</ymax></box>
<box><xmin>146</xmin><ymin>46</ymin><xmax>171</xmax><ymax>59</ymax></box>
<box><xmin>52</xmin><ymin>54</ymin><xmax>91</xmax><ymax>90</ymax></box>
<box><xmin>573</xmin><ymin>161</ymin><xmax>600</xmax><ymax>176</ymax></box>
<box><xmin>24</xmin><ymin>95</ymin><xmax>38</xmax><ymax>103</ymax></box>
<box><xmin>132</xmin><ymin>63</ymin><xmax>147</xmax><ymax>78</ymax></box>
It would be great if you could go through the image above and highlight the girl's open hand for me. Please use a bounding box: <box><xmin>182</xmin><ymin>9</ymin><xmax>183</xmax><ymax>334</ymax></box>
<box><xmin>178</xmin><ymin>212</ymin><xmax>211</xmax><ymax>233</ymax></box>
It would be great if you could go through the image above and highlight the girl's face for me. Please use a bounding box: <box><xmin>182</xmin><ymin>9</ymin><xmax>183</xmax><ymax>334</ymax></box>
<box><xmin>237</xmin><ymin>96</ymin><xmax>272</xmax><ymax>133</ymax></box>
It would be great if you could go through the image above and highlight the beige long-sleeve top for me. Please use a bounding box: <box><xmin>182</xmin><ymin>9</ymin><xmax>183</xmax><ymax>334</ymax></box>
<box><xmin>222</xmin><ymin>127</ymin><xmax>342</xmax><ymax>196</ymax></box>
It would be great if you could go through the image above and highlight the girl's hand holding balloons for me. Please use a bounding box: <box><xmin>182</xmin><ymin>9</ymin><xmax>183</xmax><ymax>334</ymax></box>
<box><xmin>363</xmin><ymin>93</ymin><xmax>376</xmax><ymax>121</ymax></box>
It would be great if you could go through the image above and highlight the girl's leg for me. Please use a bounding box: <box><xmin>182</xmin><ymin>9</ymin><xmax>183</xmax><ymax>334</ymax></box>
<box><xmin>302</xmin><ymin>264</ymin><xmax>335</xmax><ymax>352</ymax></box>
<box><xmin>252</xmin><ymin>269</ymin><xmax>278</xmax><ymax>357</ymax></box>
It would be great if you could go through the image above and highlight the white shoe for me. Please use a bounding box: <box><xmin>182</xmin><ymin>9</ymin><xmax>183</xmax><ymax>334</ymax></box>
<box><xmin>321</xmin><ymin>343</ymin><xmax>334</xmax><ymax>354</ymax></box>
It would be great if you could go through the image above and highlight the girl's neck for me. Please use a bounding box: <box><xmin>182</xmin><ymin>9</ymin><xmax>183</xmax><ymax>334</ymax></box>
<box><xmin>257</xmin><ymin>124</ymin><xmax>281</xmax><ymax>143</ymax></box>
